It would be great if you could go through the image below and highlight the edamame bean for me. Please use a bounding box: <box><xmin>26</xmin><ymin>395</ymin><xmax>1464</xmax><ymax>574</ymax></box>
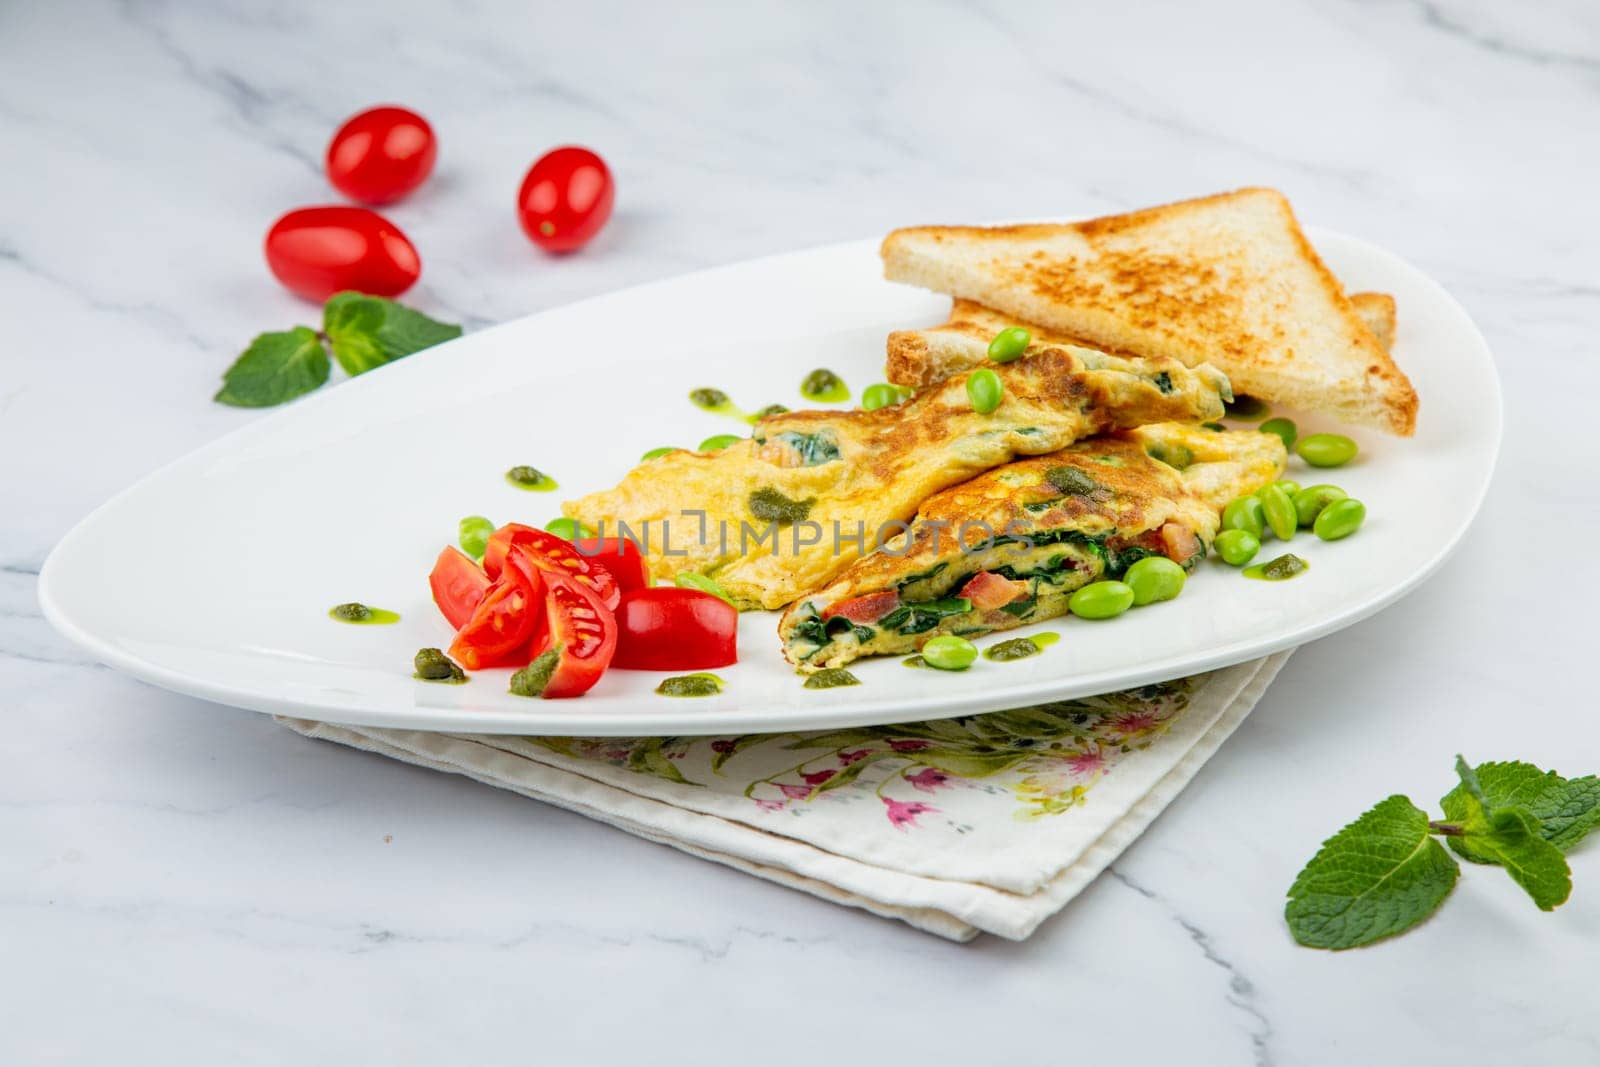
<box><xmin>1068</xmin><ymin>580</ymin><xmax>1135</xmax><ymax>619</ymax></box>
<box><xmin>921</xmin><ymin>635</ymin><xmax>979</xmax><ymax>670</ymax></box>
<box><xmin>987</xmin><ymin>327</ymin><xmax>1031</xmax><ymax>363</ymax></box>
<box><xmin>458</xmin><ymin>515</ymin><xmax>494</xmax><ymax>559</ymax></box>
<box><xmin>861</xmin><ymin>383</ymin><xmax>901</xmax><ymax>411</ymax></box>
<box><xmin>1296</xmin><ymin>433</ymin><xmax>1359</xmax><ymax>468</ymax></box>
<box><xmin>1313</xmin><ymin>498</ymin><xmax>1366</xmax><ymax>541</ymax></box>
<box><xmin>544</xmin><ymin>516</ymin><xmax>595</xmax><ymax>541</ymax></box>
<box><xmin>675</xmin><ymin>571</ymin><xmax>734</xmax><ymax>605</ymax></box>
<box><xmin>1124</xmin><ymin>556</ymin><xmax>1187</xmax><ymax>605</ymax></box>
<box><xmin>966</xmin><ymin>368</ymin><xmax>1003</xmax><ymax>414</ymax></box>
<box><xmin>698</xmin><ymin>433</ymin><xmax>743</xmax><ymax>452</ymax></box>
<box><xmin>1222</xmin><ymin>495</ymin><xmax>1266</xmax><ymax>538</ymax></box>
<box><xmin>1273</xmin><ymin>480</ymin><xmax>1302</xmax><ymax>497</ymax></box>
<box><xmin>1260</xmin><ymin>417</ymin><xmax>1297</xmax><ymax>448</ymax></box>
<box><xmin>1214</xmin><ymin>529</ymin><xmax>1261</xmax><ymax>566</ymax></box>
<box><xmin>1294</xmin><ymin>484</ymin><xmax>1348</xmax><ymax>527</ymax></box>
<box><xmin>1258</xmin><ymin>483</ymin><xmax>1298</xmax><ymax>541</ymax></box>
<box><xmin>641</xmin><ymin>446</ymin><xmax>679</xmax><ymax>461</ymax></box>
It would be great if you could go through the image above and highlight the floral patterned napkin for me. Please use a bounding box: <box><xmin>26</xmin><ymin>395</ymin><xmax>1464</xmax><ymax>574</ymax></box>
<box><xmin>279</xmin><ymin>652</ymin><xmax>1289</xmax><ymax>941</ymax></box>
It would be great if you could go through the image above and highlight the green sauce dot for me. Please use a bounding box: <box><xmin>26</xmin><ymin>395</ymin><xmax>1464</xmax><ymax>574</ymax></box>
<box><xmin>800</xmin><ymin>368</ymin><xmax>849</xmax><ymax>403</ymax></box>
<box><xmin>984</xmin><ymin>637</ymin><xmax>1041</xmax><ymax>662</ymax></box>
<box><xmin>1243</xmin><ymin>553</ymin><xmax>1309</xmax><ymax>581</ymax></box>
<box><xmin>506</xmin><ymin>466</ymin><xmax>558</xmax><ymax>492</ymax></box>
<box><xmin>509</xmin><ymin>650</ymin><xmax>561</xmax><ymax>697</ymax></box>
<box><xmin>413</xmin><ymin>647</ymin><xmax>466</xmax><ymax>683</ymax></box>
<box><xmin>656</xmin><ymin>673</ymin><xmax>724</xmax><ymax>697</ymax></box>
<box><xmin>803</xmin><ymin>668</ymin><xmax>861</xmax><ymax>689</ymax></box>
<box><xmin>331</xmin><ymin>603</ymin><xmax>400</xmax><ymax>625</ymax></box>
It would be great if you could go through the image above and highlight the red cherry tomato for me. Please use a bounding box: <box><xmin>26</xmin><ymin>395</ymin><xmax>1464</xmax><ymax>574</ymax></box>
<box><xmin>449</xmin><ymin>550</ymin><xmax>543</xmax><ymax>670</ymax></box>
<box><xmin>326</xmin><ymin>106</ymin><xmax>437</xmax><ymax>205</ymax></box>
<box><xmin>429</xmin><ymin>546</ymin><xmax>490</xmax><ymax>630</ymax></box>
<box><xmin>530</xmin><ymin>568</ymin><xmax>618</xmax><ymax>698</ymax></box>
<box><xmin>481</xmin><ymin>524</ymin><xmax>619</xmax><ymax>609</ymax></box>
<box><xmin>516</xmin><ymin>146</ymin><xmax>614</xmax><ymax>253</ymax></box>
<box><xmin>611</xmin><ymin>588</ymin><xmax>738</xmax><ymax>671</ymax></box>
<box><xmin>264</xmin><ymin>206</ymin><xmax>420</xmax><ymax>302</ymax></box>
<box><xmin>574</xmin><ymin>536</ymin><xmax>651</xmax><ymax>594</ymax></box>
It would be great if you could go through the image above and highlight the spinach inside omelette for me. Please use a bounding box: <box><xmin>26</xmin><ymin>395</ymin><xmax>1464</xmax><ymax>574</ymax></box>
<box><xmin>778</xmin><ymin>424</ymin><xmax>1286</xmax><ymax>669</ymax></box>
<box><xmin>564</xmin><ymin>347</ymin><xmax>1230</xmax><ymax>610</ymax></box>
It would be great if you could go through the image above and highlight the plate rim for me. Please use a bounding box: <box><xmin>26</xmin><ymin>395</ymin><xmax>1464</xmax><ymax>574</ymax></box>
<box><xmin>39</xmin><ymin>225</ymin><xmax>1503</xmax><ymax>735</ymax></box>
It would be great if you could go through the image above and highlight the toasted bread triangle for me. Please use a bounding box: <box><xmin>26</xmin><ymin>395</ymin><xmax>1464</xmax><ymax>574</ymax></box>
<box><xmin>880</xmin><ymin>188</ymin><xmax>1418</xmax><ymax>435</ymax></box>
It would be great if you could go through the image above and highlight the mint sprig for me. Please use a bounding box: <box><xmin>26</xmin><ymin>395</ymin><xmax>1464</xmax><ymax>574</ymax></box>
<box><xmin>1286</xmin><ymin>756</ymin><xmax>1597</xmax><ymax>949</ymax></box>
<box><xmin>214</xmin><ymin>327</ymin><xmax>328</xmax><ymax>408</ymax></box>
<box><xmin>214</xmin><ymin>292</ymin><xmax>461</xmax><ymax>408</ymax></box>
<box><xmin>323</xmin><ymin>291</ymin><xmax>462</xmax><ymax>376</ymax></box>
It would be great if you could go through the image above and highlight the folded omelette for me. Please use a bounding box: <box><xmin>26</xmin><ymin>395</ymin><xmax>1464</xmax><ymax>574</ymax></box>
<box><xmin>564</xmin><ymin>347</ymin><xmax>1229</xmax><ymax>610</ymax></box>
<box><xmin>777</xmin><ymin>423</ymin><xmax>1286</xmax><ymax>669</ymax></box>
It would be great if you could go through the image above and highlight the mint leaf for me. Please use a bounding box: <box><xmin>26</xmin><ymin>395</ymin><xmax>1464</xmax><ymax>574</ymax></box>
<box><xmin>214</xmin><ymin>327</ymin><xmax>329</xmax><ymax>407</ymax></box>
<box><xmin>1469</xmin><ymin>806</ymin><xmax>1573</xmax><ymax>911</ymax></box>
<box><xmin>1441</xmin><ymin>761</ymin><xmax>1600</xmax><ymax>859</ymax></box>
<box><xmin>323</xmin><ymin>291</ymin><xmax>461</xmax><ymax>376</ymax></box>
<box><xmin>1442</xmin><ymin>760</ymin><xmax>1572</xmax><ymax>910</ymax></box>
<box><xmin>1285</xmin><ymin>795</ymin><xmax>1459</xmax><ymax>950</ymax></box>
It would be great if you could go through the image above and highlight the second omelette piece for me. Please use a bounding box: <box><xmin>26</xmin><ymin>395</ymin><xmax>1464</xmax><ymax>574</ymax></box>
<box><xmin>778</xmin><ymin>424</ymin><xmax>1286</xmax><ymax>669</ymax></box>
<box><xmin>565</xmin><ymin>347</ymin><xmax>1229</xmax><ymax>609</ymax></box>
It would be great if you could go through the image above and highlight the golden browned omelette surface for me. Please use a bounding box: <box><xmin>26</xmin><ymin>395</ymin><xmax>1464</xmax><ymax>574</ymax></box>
<box><xmin>563</xmin><ymin>348</ymin><xmax>1227</xmax><ymax>610</ymax></box>
<box><xmin>881</xmin><ymin>187</ymin><xmax>1418</xmax><ymax>435</ymax></box>
<box><xmin>778</xmin><ymin>424</ymin><xmax>1286</xmax><ymax>668</ymax></box>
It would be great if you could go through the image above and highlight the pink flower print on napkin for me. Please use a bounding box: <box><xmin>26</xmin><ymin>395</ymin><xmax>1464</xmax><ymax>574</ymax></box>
<box><xmin>905</xmin><ymin>767</ymin><xmax>950</xmax><ymax>793</ymax></box>
<box><xmin>888</xmin><ymin>739</ymin><xmax>931</xmax><ymax>753</ymax></box>
<box><xmin>802</xmin><ymin>769</ymin><xmax>836</xmax><ymax>786</ymax></box>
<box><xmin>839</xmin><ymin>749</ymin><xmax>873</xmax><ymax>765</ymax></box>
<box><xmin>881</xmin><ymin>797</ymin><xmax>938</xmax><ymax>831</ymax></box>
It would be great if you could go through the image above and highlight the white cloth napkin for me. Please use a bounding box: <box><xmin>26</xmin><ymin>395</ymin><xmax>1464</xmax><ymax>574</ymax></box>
<box><xmin>279</xmin><ymin>651</ymin><xmax>1289</xmax><ymax>941</ymax></box>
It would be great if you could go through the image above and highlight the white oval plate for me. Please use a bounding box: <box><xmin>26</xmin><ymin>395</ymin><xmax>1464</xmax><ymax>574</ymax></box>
<box><xmin>40</xmin><ymin>227</ymin><xmax>1500</xmax><ymax>735</ymax></box>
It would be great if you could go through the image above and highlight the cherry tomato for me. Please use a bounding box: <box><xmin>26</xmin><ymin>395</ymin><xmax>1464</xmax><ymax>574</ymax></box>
<box><xmin>530</xmin><ymin>568</ymin><xmax>618</xmax><ymax>698</ymax></box>
<box><xmin>428</xmin><ymin>546</ymin><xmax>490</xmax><ymax>630</ymax></box>
<box><xmin>822</xmin><ymin>590</ymin><xmax>900</xmax><ymax>624</ymax></box>
<box><xmin>611</xmin><ymin>588</ymin><xmax>738</xmax><ymax>671</ymax></box>
<box><xmin>516</xmin><ymin>146</ymin><xmax>614</xmax><ymax>253</ymax></box>
<box><xmin>449</xmin><ymin>549</ymin><xmax>543</xmax><ymax>670</ymax></box>
<box><xmin>264</xmin><ymin>206</ymin><xmax>420</xmax><ymax>302</ymax></box>
<box><xmin>326</xmin><ymin>106</ymin><xmax>437</xmax><ymax>205</ymax></box>
<box><xmin>574</xmin><ymin>536</ymin><xmax>650</xmax><ymax>594</ymax></box>
<box><xmin>481</xmin><ymin>524</ymin><xmax>619</xmax><ymax>609</ymax></box>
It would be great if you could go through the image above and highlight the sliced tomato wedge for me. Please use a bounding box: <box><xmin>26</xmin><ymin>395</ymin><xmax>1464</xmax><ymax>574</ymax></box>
<box><xmin>958</xmin><ymin>571</ymin><xmax>1027</xmax><ymax>612</ymax></box>
<box><xmin>822</xmin><ymin>590</ymin><xmax>900</xmax><ymax>624</ymax></box>
<box><xmin>1159</xmin><ymin>522</ymin><xmax>1202</xmax><ymax>564</ymax></box>
<box><xmin>574</xmin><ymin>536</ymin><xmax>651</xmax><ymax>594</ymax></box>
<box><xmin>429</xmin><ymin>546</ymin><xmax>491</xmax><ymax>630</ymax></box>
<box><xmin>482</xmin><ymin>523</ymin><xmax>619</xmax><ymax>609</ymax></box>
<box><xmin>611</xmin><ymin>587</ymin><xmax>738</xmax><ymax>671</ymax></box>
<box><xmin>531</xmin><ymin>567</ymin><xmax>619</xmax><ymax>697</ymax></box>
<box><xmin>449</xmin><ymin>549</ymin><xmax>543</xmax><ymax>670</ymax></box>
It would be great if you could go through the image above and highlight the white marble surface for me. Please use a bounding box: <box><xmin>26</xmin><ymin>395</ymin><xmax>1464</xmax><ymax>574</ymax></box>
<box><xmin>3</xmin><ymin>0</ymin><xmax>1597</xmax><ymax>1062</ymax></box>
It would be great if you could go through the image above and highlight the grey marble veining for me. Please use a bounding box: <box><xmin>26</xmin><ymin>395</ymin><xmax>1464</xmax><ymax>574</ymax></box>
<box><xmin>3</xmin><ymin>0</ymin><xmax>1598</xmax><ymax>1062</ymax></box>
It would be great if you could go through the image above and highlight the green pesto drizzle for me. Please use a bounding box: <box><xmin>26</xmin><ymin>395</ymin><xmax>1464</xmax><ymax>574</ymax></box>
<box><xmin>803</xmin><ymin>668</ymin><xmax>861</xmax><ymax>689</ymax></box>
<box><xmin>506</xmin><ymin>465</ymin><xmax>559</xmax><ymax>492</ymax></box>
<box><xmin>330</xmin><ymin>603</ymin><xmax>400</xmax><ymax>625</ymax></box>
<box><xmin>1243</xmin><ymin>554</ymin><xmax>1310</xmax><ymax>581</ymax></box>
<box><xmin>656</xmin><ymin>673</ymin><xmax>725</xmax><ymax>697</ymax></box>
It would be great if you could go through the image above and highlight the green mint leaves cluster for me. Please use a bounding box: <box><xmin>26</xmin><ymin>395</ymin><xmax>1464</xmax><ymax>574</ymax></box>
<box><xmin>1286</xmin><ymin>757</ymin><xmax>1600</xmax><ymax>950</ymax></box>
<box><xmin>215</xmin><ymin>292</ymin><xmax>461</xmax><ymax>407</ymax></box>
